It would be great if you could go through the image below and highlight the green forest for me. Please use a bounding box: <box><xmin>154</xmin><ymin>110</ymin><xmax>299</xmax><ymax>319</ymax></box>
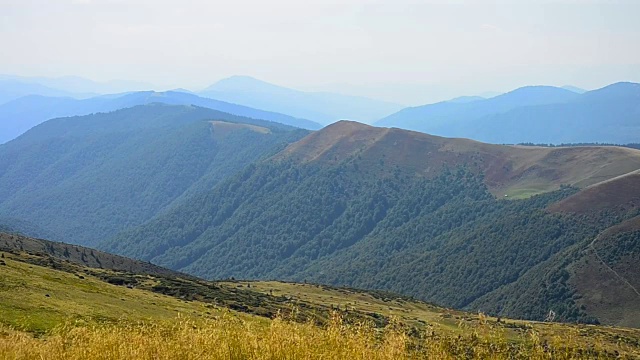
<box><xmin>101</xmin><ymin>155</ymin><xmax>634</xmax><ymax>324</ymax></box>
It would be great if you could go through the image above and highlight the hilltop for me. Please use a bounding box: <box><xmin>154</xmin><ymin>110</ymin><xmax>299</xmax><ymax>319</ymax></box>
<box><xmin>278</xmin><ymin>121</ymin><xmax>640</xmax><ymax>197</ymax></box>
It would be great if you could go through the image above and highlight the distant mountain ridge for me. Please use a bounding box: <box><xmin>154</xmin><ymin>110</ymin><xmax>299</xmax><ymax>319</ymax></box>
<box><xmin>199</xmin><ymin>75</ymin><xmax>404</xmax><ymax>125</ymax></box>
<box><xmin>0</xmin><ymin>90</ymin><xmax>320</xmax><ymax>144</ymax></box>
<box><xmin>376</xmin><ymin>85</ymin><xmax>578</xmax><ymax>132</ymax></box>
<box><xmin>0</xmin><ymin>74</ymin><xmax>153</xmax><ymax>97</ymax></box>
<box><xmin>376</xmin><ymin>82</ymin><xmax>640</xmax><ymax>144</ymax></box>
<box><xmin>464</xmin><ymin>82</ymin><xmax>640</xmax><ymax>144</ymax></box>
<box><xmin>0</xmin><ymin>78</ymin><xmax>78</xmax><ymax>105</ymax></box>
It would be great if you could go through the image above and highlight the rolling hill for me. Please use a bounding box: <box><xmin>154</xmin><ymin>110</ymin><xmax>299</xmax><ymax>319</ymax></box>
<box><xmin>0</xmin><ymin>232</ymin><xmax>189</xmax><ymax>279</ymax></box>
<box><xmin>100</xmin><ymin>121</ymin><xmax>640</xmax><ymax>326</ymax></box>
<box><xmin>0</xmin><ymin>90</ymin><xmax>320</xmax><ymax>144</ymax></box>
<box><xmin>2</xmin><ymin>231</ymin><xmax>640</xmax><ymax>359</ymax></box>
<box><xmin>376</xmin><ymin>82</ymin><xmax>640</xmax><ymax>144</ymax></box>
<box><xmin>0</xmin><ymin>104</ymin><xmax>309</xmax><ymax>246</ymax></box>
<box><xmin>199</xmin><ymin>75</ymin><xmax>403</xmax><ymax>125</ymax></box>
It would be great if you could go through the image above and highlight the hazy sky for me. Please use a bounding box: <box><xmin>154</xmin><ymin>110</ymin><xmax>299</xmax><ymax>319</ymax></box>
<box><xmin>2</xmin><ymin>0</ymin><xmax>640</xmax><ymax>104</ymax></box>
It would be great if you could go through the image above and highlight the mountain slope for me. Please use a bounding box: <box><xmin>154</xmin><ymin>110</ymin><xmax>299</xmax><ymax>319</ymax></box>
<box><xmin>0</xmin><ymin>90</ymin><xmax>319</xmax><ymax>144</ymax></box>
<box><xmin>0</xmin><ymin>218</ymin><xmax>61</xmax><ymax>240</ymax></box>
<box><xmin>376</xmin><ymin>82</ymin><xmax>640</xmax><ymax>144</ymax></box>
<box><xmin>472</xmin><ymin>172</ymin><xmax>640</xmax><ymax>328</ymax></box>
<box><xmin>0</xmin><ymin>104</ymin><xmax>308</xmax><ymax>246</ymax></box>
<box><xmin>101</xmin><ymin>121</ymin><xmax>640</xmax><ymax>325</ymax></box>
<box><xmin>0</xmin><ymin>232</ymin><xmax>188</xmax><ymax>278</ymax></box>
<box><xmin>200</xmin><ymin>75</ymin><xmax>403</xmax><ymax>125</ymax></box>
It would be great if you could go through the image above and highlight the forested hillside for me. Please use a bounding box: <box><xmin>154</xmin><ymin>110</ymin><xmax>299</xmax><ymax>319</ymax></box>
<box><xmin>101</xmin><ymin>121</ymin><xmax>640</xmax><ymax>325</ymax></box>
<box><xmin>0</xmin><ymin>104</ymin><xmax>308</xmax><ymax>245</ymax></box>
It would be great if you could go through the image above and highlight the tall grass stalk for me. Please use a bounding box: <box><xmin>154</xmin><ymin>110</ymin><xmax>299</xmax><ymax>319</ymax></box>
<box><xmin>0</xmin><ymin>312</ymin><xmax>626</xmax><ymax>359</ymax></box>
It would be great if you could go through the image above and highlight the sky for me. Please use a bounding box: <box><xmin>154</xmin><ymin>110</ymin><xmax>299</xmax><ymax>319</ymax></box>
<box><xmin>1</xmin><ymin>0</ymin><xmax>640</xmax><ymax>104</ymax></box>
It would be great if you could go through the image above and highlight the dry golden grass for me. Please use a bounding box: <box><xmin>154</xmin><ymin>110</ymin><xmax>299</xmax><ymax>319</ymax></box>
<box><xmin>2</xmin><ymin>253</ymin><xmax>639</xmax><ymax>359</ymax></box>
<box><xmin>0</xmin><ymin>256</ymin><xmax>228</xmax><ymax>334</ymax></box>
<box><xmin>0</xmin><ymin>312</ymin><xmax>634</xmax><ymax>360</ymax></box>
<box><xmin>220</xmin><ymin>281</ymin><xmax>640</xmax><ymax>358</ymax></box>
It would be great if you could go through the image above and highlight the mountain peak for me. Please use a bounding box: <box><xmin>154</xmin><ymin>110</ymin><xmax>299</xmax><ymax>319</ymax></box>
<box><xmin>591</xmin><ymin>81</ymin><xmax>640</xmax><ymax>93</ymax></box>
<box><xmin>561</xmin><ymin>85</ymin><xmax>587</xmax><ymax>94</ymax></box>
<box><xmin>277</xmin><ymin>120</ymin><xmax>386</xmax><ymax>163</ymax></box>
<box><xmin>496</xmin><ymin>85</ymin><xmax>577</xmax><ymax>101</ymax></box>
<box><xmin>204</xmin><ymin>75</ymin><xmax>288</xmax><ymax>94</ymax></box>
<box><xmin>447</xmin><ymin>96</ymin><xmax>485</xmax><ymax>103</ymax></box>
<box><xmin>578</xmin><ymin>81</ymin><xmax>640</xmax><ymax>101</ymax></box>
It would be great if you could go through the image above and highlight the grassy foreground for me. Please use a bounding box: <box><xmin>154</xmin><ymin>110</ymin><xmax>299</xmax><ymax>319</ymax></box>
<box><xmin>1</xmin><ymin>250</ymin><xmax>640</xmax><ymax>359</ymax></box>
<box><xmin>0</xmin><ymin>313</ymin><xmax>628</xmax><ymax>360</ymax></box>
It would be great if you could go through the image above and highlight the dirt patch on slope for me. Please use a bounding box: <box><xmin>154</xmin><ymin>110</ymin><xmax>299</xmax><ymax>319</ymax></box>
<box><xmin>210</xmin><ymin>121</ymin><xmax>271</xmax><ymax>140</ymax></box>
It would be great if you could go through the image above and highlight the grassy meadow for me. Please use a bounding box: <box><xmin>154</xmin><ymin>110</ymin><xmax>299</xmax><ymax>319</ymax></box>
<box><xmin>3</xmin><ymin>313</ymin><xmax>636</xmax><ymax>360</ymax></box>
<box><xmin>1</xmin><ymin>252</ymin><xmax>640</xmax><ymax>359</ymax></box>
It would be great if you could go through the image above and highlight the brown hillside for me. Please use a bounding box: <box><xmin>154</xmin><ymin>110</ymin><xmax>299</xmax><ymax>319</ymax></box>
<box><xmin>569</xmin><ymin>215</ymin><xmax>640</xmax><ymax>327</ymax></box>
<box><xmin>276</xmin><ymin>121</ymin><xmax>640</xmax><ymax>197</ymax></box>
<box><xmin>569</xmin><ymin>249</ymin><xmax>640</xmax><ymax>328</ymax></box>
<box><xmin>549</xmin><ymin>170</ymin><xmax>640</xmax><ymax>214</ymax></box>
<box><xmin>0</xmin><ymin>232</ymin><xmax>189</xmax><ymax>278</ymax></box>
